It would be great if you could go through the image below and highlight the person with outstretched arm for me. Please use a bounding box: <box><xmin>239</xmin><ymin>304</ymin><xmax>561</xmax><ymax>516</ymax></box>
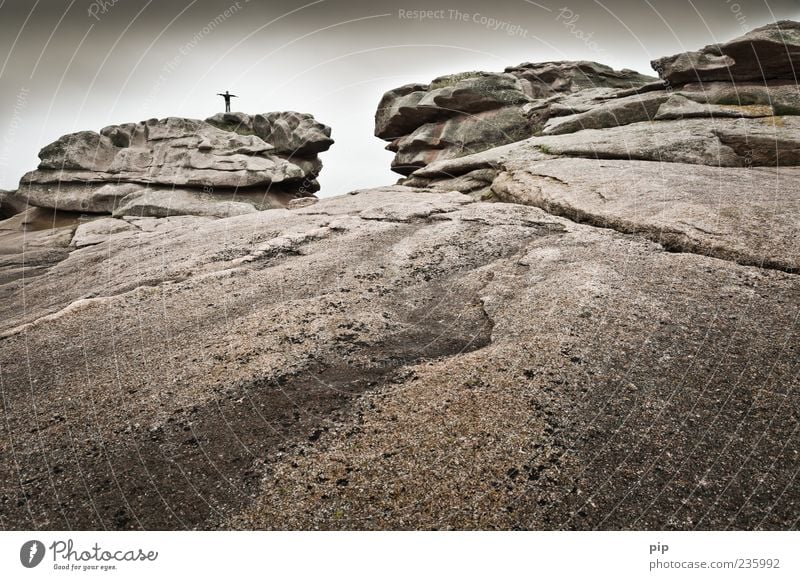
<box><xmin>217</xmin><ymin>90</ymin><xmax>238</xmax><ymax>112</ymax></box>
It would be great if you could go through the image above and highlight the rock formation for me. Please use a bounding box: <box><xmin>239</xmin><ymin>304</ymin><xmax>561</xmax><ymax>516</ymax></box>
<box><xmin>652</xmin><ymin>19</ymin><xmax>800</xmax><ymax>84</ymax></box>
<box><xmin>0</xmin><ymin>189</ymin><xmax>26</xmax><ymax>219</ymax></box>
<box><xmin>0</xmin><ymin>22</ymin><xmax>798</xmax><ymax>532</ymax></box>
<box><xmin>0</xmin><ymin>111</ymin><xmax>332</xmax><ymax>283</ymax></box>
<box><xmin>15</xmin><ymin>111</ymin><xmax>333</xmax><ymax>217</ymax></box>
<box><xmin>378</xmin><ymin>20</ymin><xmax>800</xmax><ymax>178</ymax></box>
<box><xmin>375</xmin><ymin>61</ymin><xmax>657</xmax><ymax>174</ymax></box>
<box><xmin>402</xmin><ymin>20</ymin><xmax>800</xmax><ymax>274</ymax></box>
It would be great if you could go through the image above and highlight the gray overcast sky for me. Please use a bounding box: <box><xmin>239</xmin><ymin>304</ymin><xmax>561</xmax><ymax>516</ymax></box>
<box><xmin>1</xmin><ymin>0</ymin><xmax>798</xmax><ymax>195</ymax></box>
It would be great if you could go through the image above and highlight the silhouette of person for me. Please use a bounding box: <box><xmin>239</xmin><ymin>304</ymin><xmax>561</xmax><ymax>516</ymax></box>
<box><xmin>217</xmin><ymin>90</ymin><xmax>238</xmax><ymax>113</ymax></box>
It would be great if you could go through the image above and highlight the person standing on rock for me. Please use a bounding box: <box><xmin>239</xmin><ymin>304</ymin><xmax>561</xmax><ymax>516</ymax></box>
<box><xmin>217</xmin><ymin>90</ymin><xmax>238</xmax><ymax>113</ymax></box>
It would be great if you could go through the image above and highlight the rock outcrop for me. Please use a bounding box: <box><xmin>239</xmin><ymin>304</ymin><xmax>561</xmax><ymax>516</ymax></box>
<box><xmin>1</xmin><ymin>23</ymin><xmax>798</xmax><ymax>532</ymax></box>
<box><xmin>403</xmin><ymin>22</ymin><xmax>800</xmax><ymax>235</ymax></box>
<box><xmin>0</xmin><ymin>189</ymin><xmax>26</xmax><ymax>219</ymax></box>
<box><xmin>375</xmin><ymin>61</ymin><xmax>657</xmax><ymax>174</ymax></box>
<box><xmin>0</xmin><ymin>111</ymin><xmax>332</xmax><ymax>288</ymax></box>
<box><xmin>15</xmin><ymin>112</ymin><xmax>333</xmax><ymax>217</ymax></box>
<box><xmin>652</xmin><ymin>20</ymin><xmax>800</xmax><ymax>84</ymax></box>
<box><xmin>378</xmin><ymin>21</ymin><xmax>800</xmax><ymax>177</ymax></box>
<box><xmin>0</xmin><ymin>205</ymin><xmax>81</xmax><ymax>285</ymax></box>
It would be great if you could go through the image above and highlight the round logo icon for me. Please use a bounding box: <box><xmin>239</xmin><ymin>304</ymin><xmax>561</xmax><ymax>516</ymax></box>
<box><xmin>20</xmin><ymin>540</ymin><xmax>45</xmax><ymax>568</ymax></box>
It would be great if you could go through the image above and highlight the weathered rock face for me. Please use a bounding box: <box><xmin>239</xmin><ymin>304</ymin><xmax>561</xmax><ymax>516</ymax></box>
<box><xmin>540</xmin><ymin>91</ymin><xmax>670</xmax><ymax>135</ymax></box>
<box><xmin>206</xmin><ymin>111</ymin><xmax>334</xmax><ymax>156</ymax></box>
<box><xmin>375</xmin><ymin>62</ymin><xmax>657</xmax><ymax>174</ymax></box>
<box><xmin>16</xmin><ymin>112</ymin><xmax>333</xmax><ymax>217</ymax></box>
<box><xmin>1</xmin><ymin>22</ymin><xmax>799</xmax><ymax>533</ymax></box>
<box><xmin>1</xmin><ymin>184</ymin><xmax>798</xmax><ymax>531</ymax></box>
<box><xmin>0</xmin><ymin>205</ymin><xmax>83</xmax><ymax>285</ymax></box>
<box><xmin>386</xmin><ymin>105</ymin><xmax>536</xmax><ymax>173</ymax></box>
<box><xmin>0</xmin><ymin>189</ymin><xmax>26</xmax><ymax>219</ymax></box>
<box><xmin>491</xmin><ymin>158</ymin><xmax>800</xmax><ymax>272</ymax></box>
<box><xmin>652</xmin><ymin>20</ymin><xmax>800</xmax><ymax>85</ymax></box>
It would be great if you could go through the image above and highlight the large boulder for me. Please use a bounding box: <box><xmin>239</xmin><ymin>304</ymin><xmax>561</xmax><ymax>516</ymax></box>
<box><xmin>374</xmin><ymin>83</ymin><xmax>441</xmax><ymax>140</ymax></box>
<box><xmin>375</xmin><ymin>72</ymin><xmax>533</xmax><ymax>141</ymax></box>
<box><xmin>652</xmin><ymin>20</ymin><xmax>800</xmax><ymax>85</ymax></box>
<box><xmin>16</xmin><ymin>113</ymin><xmax>333</xmax><ymax>216</ymax></box>
<box><xmin>37</xmin><ymin>131</ymin><xmax>119</xmax><ymax>171</ymax></box>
